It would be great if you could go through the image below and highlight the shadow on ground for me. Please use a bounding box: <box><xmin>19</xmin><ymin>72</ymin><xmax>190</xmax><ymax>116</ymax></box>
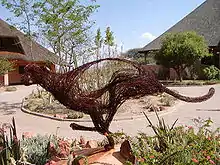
<box><xmin>0</xmin><ymin>101</ymin><xmax>21</xmax><ymax>115</ymax></box>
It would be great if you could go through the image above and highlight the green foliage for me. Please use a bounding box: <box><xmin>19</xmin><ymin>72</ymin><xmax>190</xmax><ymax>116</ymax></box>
<box><xmin>95</xmin><ymin>28</ymin><xmax>103</xmax><ymax>49</ymax></box>
<box><xmin>136</xmin><ymin>57</ymin><xmax>156</xmax><ymax>64</ymax></box>
<box><xmin>5</xmin><ymin>86</ymin><xmax>17</xmax><ymax>92</ymax></box>
<box><xmin>155</xmin><ymin>31</ymin><xmax>212</xmax><ymax>81</ymax></box>
<box><xmin>126</xmin><ymin>113</ymin><xmax>220</xmax><ymax>165</ymax></box>
<box><xmin>0</xmin><ymin>118</ymin><xmax>21</xmax><ymax>165</ymax></box>
<box><xmin>203</xmin><ymin>65</ymin><xmax>220</xmax><ymax>80</ymax></box>
<box><xmin>97</xmin><ymin>131</ymin><xmax>127</xmax><ymax>147</ymax></box>
<box><xmin>104</xmin><ymin>27</ymin><xmax>114</xmax><ymax>47</ymax></box>
<box><xmin>161</xmin><ymin>80</ymin><xmax>220</xmax><ymax>86</ymax></box>
<box><xmin>123</xmin><ymin>49</ymin><xmax>157</xmax><ymax>65</ymax></box>
<box><xmin>67</xmin><ymin>112</ymin><xmax>84</xmax><ymax>119</ymax></box>
<box><xmin>123</xmin><ymin>48</ymin><xmax>142</xmax><ymax>59</ymax></box>
<box><xmin>1</xmin><ymin>0</ymin><xmax>99</xmax><ymax>69</ymax></box>
<box><xmin>0</xmin><ymin>59</ymin><xmax>14</xmax><ymax>76</ymax></box>
<box><xmin>21</xmin><ymin>134</ymin><xmax>58</xmax><ymax>165</ymax></box>
<box><xmin>104</xmin><ymin>27</ymin><xmax>115</xmax><ymax>57</ymax></box>
<box><xmin>159</xmin><ymin>93</ymin><xmax>176</xmax><ymax>106</ymax></box>
<box><xmin>78</xmin><ymin>60</ymin><xmax>133</xmax><ymax>92</ymax></box>
<box><xmin>93</xmin><ymin>27</ymin><xmax>118</xmax><ymax>63</ymax></box>
<box><xmin>0</xmin><ymin>0</ymin><xmax>36</xmax><ymax>36</ymax></box>
<box><xmin>94</xmin><ymin>28</ymin><xmax>103</xmax><ymax>87</ymax></box>
<box><xmin>24</xmin><ymin>90</ymin><xmax>84</xmax><ymax>119</ymax></box>
<box><xmin>34</xmin><ymin>0</ymin><xmax>99</xmax><ymax>68</ymax></box>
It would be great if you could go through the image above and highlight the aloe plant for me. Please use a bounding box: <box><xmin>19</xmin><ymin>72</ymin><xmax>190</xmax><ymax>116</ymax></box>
<box><xmin>0</xmin><ymin>117</ymin><xmax>21</xmax><ymax>165</ymax></box>
<box><xmin>127</xmin><ymin>113</ymin><xmax>220</xmax><ymax>165</ymax></box>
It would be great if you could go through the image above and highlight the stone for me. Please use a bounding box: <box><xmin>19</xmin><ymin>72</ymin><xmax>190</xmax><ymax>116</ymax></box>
<box><xmin>85</xmin><ymin>140</ymin><xmax>98</xmax><ymax>148</ymax></box>
<box><xmin>22</xmin><ymin>132</ymin><xmax>34</xmax><ymax>138</ymax></box>
<box><xmin>79</xmin><ymin>136</ymin><xmax>86</xmax><ymax>148</ymax></box>
<box><xmin>149</xmin><ymin>106</ymin><xmax>160</xmax><ymax>112</ymax></box>
<box><xmin>80</xmin><ymin>136</ymin><xmax>86</xmax><ymax>145</ymax></box>
<box><xmin>120</xmin><ymin>140</ymin><xmax>135</xmax><ymax>163</ymax></box>
<box><xmin>54</xmin><ymin>114</ymin><xmax>68</xmax><ymax>119</ymax></box>
<box><xmin>159</xmin><ymin>106</ymin><xmax>166</xmax><ymax>111</ymax></box>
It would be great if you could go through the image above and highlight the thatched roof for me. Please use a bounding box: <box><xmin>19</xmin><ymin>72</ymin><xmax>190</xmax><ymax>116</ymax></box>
<box><xmin>0</xmin><ymin>18</ymin><xmax>59</xmax><ymax>63</ymax></box>
<box><xmin>140</xmin><ymin>0</ymin><xmax>220</xmax><ymax>52</ymax></box>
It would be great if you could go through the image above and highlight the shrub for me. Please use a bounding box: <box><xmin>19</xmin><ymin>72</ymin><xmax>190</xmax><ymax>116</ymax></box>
<box><xmin>24</xmin><ymin>90</ymin><xmax>84</xmax><ymax>119</ymax></box>
<box><xmin>171</xmin><ymin>80</ymin><xmax>203</xmax><ymax>86</ymax></box>
<box><xmin>203</xmin><ymin>65</ymin><xmax>220</xmax><ymax>80</ymax></box>
<box><xmin>97</xmin><ymin>131</ymin><xmax>127</xmax><ymax>147</ymax></box>
<box><xmin>0</xmin><ymin>59</ymin><xmax>14</xmax><ymax>76</ymax></box>
<box><xmin>126</xmin><ymin>112</ymin><xmax>220</xmax><ymax>165</ymax></box>
<box><xmin>155</xmin><ymin>31</ymin><xmax>212</xmax><ymax>82</ymax></box>
<box><xmin>5</xmin><ymin>86</ymin><xmax>17</xmax><ymax>92</ymax></box>
<box><xmin>67</xmin><ymin>112</ymin><xmax>84</xmax><ymax>119</ymax></box>
<box><xmin>20</xmin><ymin>134</ymin><xmax>58</xmax><ymax>165</ymax></box>
<box><xmin>0</xmin><ymin>118</ymin><xmax>21</xmax><ymax>165</ymax></box>
<box><xmin>159</xmin><ymin>93</ymin><xmax>176</xmax><ymax>106</ymax></box>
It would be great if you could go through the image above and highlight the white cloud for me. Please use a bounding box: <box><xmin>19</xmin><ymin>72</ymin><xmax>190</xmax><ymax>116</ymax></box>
<box><xmin>141</xmin><ymin>32</ymin><xmax>156</xmax><ymax>41</ymax></box>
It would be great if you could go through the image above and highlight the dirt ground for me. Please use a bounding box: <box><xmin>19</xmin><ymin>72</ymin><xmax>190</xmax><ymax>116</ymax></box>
<box><xmin>117</xmin><ymin>94</ymin><xmax>176</xmax><ymax>115</ymax></box>
<box><xmin>24</xmin><ymin>89</ymin><xmax>177</xmax><ymax>119</ymax></box>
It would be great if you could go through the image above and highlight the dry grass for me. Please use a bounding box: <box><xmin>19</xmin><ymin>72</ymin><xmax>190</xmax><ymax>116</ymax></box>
<box><xmin>23</xmin><ymin>90</ymin><xmax>84</xmax><ymax>119</ymax></box>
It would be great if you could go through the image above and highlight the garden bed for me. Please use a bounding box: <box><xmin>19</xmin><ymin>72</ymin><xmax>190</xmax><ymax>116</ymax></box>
<box><xmin>22</xmin><ymin>89</ymin><xmax>178</xmax><ymax>120</ymax></box>
<box><xmin>1</xmin><ymin>112</ymin><xmax>219</xmax><ymax>165</ymax></box>
<box><xmin>0</xmin><ymin>86</ymin><xmax>17</xmax><ymax>92</ymax></box>
<box><xmin>160</xmin><ymin>80</ymin><xmax>220</xmax><ymax>87</ymax></box>
<box><xmin>125</xmin><ymin>116</ymin><xmax>220</xmax><ymax>165</ymax></box>
<box><xmin>23</xmin><ymin>90</ymin><xmax>84</xmax><ymax>119</ymax></box>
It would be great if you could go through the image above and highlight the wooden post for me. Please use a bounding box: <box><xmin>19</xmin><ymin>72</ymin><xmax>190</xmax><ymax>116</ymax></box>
<box><xmin>217</xmin><ymin>51</ymin><xmax>220</xmax><ymax>79</ymax></box>
<box><xmin>218</xmin><ymin>51</ymin><xmax>220</xmax><ymax>68</ymax></box>
<box><xmin>144</xmin><ymin>53</ymin><xmax>147</xmax><ymax>64</ymax></box>
<box><xmin>4</xmin><ymin>71</ymin><xmax>9</xmax><ymax>86</ymax></box>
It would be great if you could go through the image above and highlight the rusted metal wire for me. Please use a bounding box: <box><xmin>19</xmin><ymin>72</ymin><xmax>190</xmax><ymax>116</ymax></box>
<box><xmin>21</xmin><ymin>58</ymin><xmax>215</xmax><ymax>148</ymax></box>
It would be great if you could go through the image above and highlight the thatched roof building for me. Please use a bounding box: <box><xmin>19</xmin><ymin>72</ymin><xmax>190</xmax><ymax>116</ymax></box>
<box><xmin>0</xmin><ymin>18</ymin><xmax>59</xmax><ymax>63</ymax></box>
<box><xmin>0</xmin><ymin>18</ymin><xmax>60</xmax><ymax>85</ymax></box>
<box><xmin>139</xmin><ymin>0</ymin><xmax>220</xmax><ymax>53</ymax></box>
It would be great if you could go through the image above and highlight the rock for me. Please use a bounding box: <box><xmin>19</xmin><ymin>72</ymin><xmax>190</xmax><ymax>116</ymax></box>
<box><xmin>22</xmin><ymin>132</ymin><xmax>34</xmax><ymax>138</ymax></box>
<box><xmin>159</xmin><ymin>106</ymin><xmax>166</xmax><ymax>111</ymax></box>
<box><xmin>120</xmin><ymin>140</ymin><xmax>135</xmax><ymax>163</ymax></box>
<box><xmin>149</xmin><ymin>106</ymin><xmax>160</xmax><ymax>112</ymax></box>
<box><xmin>80</xmin><ymin>136</ymin><xmax>86</xmax><ymax>145</ymax></box>
<box><xmin>79</xmin><ymin>136</ymin><xmax>86</xmax><ymax>148</ymax></box>
<box><xmin>85</xmin><ymin>140</ymin><xmax>98</xmax><ymax>148</ymax></box>
<box><xmin>120</xmin><ymin>140</ymin><xmax>131</xmax><ymax>159</ymax></box>
<box><xmin>54</xmin><ymin>114</ymin><xmax>68</xmax><ymax>119</ymax></box>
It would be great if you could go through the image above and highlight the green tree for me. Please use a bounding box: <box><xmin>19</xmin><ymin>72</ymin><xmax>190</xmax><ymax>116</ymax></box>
<box><xmin>0</xmin><ymin>59</ymin><xmax>14</xmax><ymax>75</ymax></box>
<box><xmin>1</xmin><ymin>0</ymin><xmax>36</xmax><ymax>36</ymax></box>
<box><xmin>104</xmin><ymin>27</ymin><xmax>114</xmax><ymax>57</ymax></box>
<box><xmin>155</xmin><ymin>31</ymin><xmax>212</xmax><ymax>81</ymax></box>
<box><xmin>95</xmin><ymin>28</ymin><xmax>103</xmax><ymax>60</ymax></box>
<box><xmin>94</xmin><ymin>28</ymin><xmax>103</xmax><ymax>87</ymax></box>
<box><xmin>1</xmin><ymin>0</ymin><xmax>99</xmax><ymax>70</ymax></box>
<box><xmin>34</xmin><ymin>0</ymin><xmax>99</xmax><ymax>71</ymax></box>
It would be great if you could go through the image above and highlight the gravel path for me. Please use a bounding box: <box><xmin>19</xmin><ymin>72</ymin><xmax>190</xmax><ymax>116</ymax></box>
<box><xmin>0</xmin><ymin>84</ymin><xmax>219</xmax><ymax>140</ymax></box>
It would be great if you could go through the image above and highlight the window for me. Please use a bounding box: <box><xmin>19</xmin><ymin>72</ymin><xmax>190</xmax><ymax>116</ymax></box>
<box><xmin>19</xmin><ymin>66</ymin><xmax>25</xmax><ymax>74</ymax></box>
<box><xmin>0</xmin><ymin>36</ymin><xmax>24</xmax><ymax>54</ymax></box>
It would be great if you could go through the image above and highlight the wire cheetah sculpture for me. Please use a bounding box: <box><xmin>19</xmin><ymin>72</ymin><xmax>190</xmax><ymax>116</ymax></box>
<box><xmin>22</xmin><ymin>58</ymin><xmax>215</xmax><ymax>149</ymax></box>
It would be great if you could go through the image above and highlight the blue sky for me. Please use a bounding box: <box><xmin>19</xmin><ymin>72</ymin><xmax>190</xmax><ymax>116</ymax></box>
<box><xmin>92</xmin><ymin>0</ymin><xmax>205</xmax><ymax>51</ymax></box>
<box><xmin>0</xmin><ymin>0</ymin><xmax>205</xmax><ymax>51</ymax></box>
